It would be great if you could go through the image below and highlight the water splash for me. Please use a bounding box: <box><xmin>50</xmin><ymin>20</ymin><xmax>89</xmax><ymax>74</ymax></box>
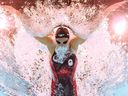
<box><xmin>0</xmin><ymin>1</ymin><xmax>128</xmax><ymax>96</ymax></box>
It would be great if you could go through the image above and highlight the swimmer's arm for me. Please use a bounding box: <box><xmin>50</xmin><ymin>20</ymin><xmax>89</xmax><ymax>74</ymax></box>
<box><xmin>19</xmin><ymin>14</ymin><xmax>55</xmax><ymax>54</ymax></box>
<box><xmin>71</xmin><ymin>29</ymin><xmax>89</xmax><ymax>41</ymax></box>
<box><xmin>35</xmin><ymin>36</ymin><xmax>55</xmax><ymax>54</ymax></box>
<box><xmin>70</xmin><ymin>29</ymin><xmax>86</xmax><ymax>51</ymax></box>
<box><xmin>70</xmin><ymin>36</ymin><xmax>85</xmax><ymax>51</ymax></box>
<box><xmin>35</xmin><ymin>36</ymin><xmax>53</xmax><ymax>45</ymax></box>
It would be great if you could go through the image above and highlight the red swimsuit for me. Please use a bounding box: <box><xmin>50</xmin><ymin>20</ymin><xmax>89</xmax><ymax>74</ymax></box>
<box><xmin>50</xmin><ymin>52</ymin><xmax>77</xmax><ymax>96</ymax></box>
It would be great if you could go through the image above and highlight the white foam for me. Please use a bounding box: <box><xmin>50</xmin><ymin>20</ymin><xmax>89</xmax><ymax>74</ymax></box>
<box><xmin>0</xmin><ymin>1</ymin><xmax>128</xmax><ymax>96</ymax></box>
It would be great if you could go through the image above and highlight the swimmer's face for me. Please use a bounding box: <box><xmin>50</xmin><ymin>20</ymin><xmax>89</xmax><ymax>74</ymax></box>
<box><xmin>55</xmin><ymin>27</ymin><xmax>69</xmax><ymax>45</ymax></box>
<box><xmin>56</xmin><ymin>37</ymin><xmax>69</xmax><ymax>45</ymax></box>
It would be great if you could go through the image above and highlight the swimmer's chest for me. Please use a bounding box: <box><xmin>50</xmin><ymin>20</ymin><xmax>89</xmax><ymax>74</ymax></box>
<box><xmin>52</xmin><ymin>52</ymin><xmax>76</xmax><ymax>71</ymax></box>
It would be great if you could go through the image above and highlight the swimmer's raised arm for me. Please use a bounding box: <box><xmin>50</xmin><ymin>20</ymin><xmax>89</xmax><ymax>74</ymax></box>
<box><xmin>70</xmin><ymin>33</ymin><xmax>85</xmax><ymax>51</ymax></box>
<box><xmin>19</xmin><ymin>13</ymin><xmax>55</xmax><ymax>54</ymax></box>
